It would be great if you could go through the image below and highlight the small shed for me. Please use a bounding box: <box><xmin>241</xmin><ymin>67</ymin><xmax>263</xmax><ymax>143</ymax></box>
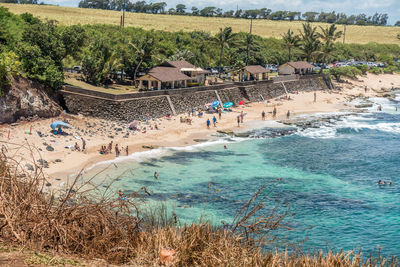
<box><xmin>137</xmin><ymin>67</ymin><xmax>192</xmax><ymax>90</ymax></box>
<box><xmin>244</xmin><ymin>65</ymin><xmax>270</xmax><ymax>81</ymax></box>
<box><xmin>278</xmin><ymin>61</ymin><xmax>314</xmax><ymax>75</ymax></box>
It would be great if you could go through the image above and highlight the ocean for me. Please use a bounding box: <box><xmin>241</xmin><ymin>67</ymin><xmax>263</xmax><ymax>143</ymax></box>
<box><xmin>81</xmin><ymin>94</ymin><xmax>400</xmax><ymax>256</ymax></box>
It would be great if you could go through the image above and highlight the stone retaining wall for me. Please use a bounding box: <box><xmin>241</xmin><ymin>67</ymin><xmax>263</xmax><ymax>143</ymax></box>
<box><xmin>62</xmin><ymin>75</ymin><xmax>331</xmax><ymax>122</ymax></box>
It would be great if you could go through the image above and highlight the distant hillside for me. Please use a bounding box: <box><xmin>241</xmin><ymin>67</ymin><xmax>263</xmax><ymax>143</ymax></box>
<box><xmin>1</xmin><ymin>3</ymin><xmax>400</xmax><ymax>45</ymax></box>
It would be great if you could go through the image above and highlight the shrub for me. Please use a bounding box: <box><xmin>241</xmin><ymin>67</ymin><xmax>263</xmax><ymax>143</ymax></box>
<box><xmin>0</xmin><ymin>51</ymin><xmax>21</xmax><ymax>97</ymax></box>
<box><xmin>384</xmin><ymin>65</ymin><xmax>397</xmax><ymax>74</ymax></box>
<box><xmin>329</xmin><ymin>66</ymin><xmax>362</xmax><ymax>81</ymax></box>
<box><xmin>369</xmin><ymin>66</ymin><xmax>382</xmax><ymax>75</ymax></box>
<box><xmin>356</xmin><ymin>64</ymin><xmax>368</xmax><ymax>74</ymax></box>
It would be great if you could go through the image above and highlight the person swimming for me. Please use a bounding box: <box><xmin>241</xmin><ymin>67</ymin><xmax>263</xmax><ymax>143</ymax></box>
<box><xmin>154</xmin><ymin>171</ymin><xmax>159</xmax><ymax>179</ymax></box>
<box><xmin>378</xmin><ymin>180</ymin><xmax>385</xmax><ymax>185</ymax></box>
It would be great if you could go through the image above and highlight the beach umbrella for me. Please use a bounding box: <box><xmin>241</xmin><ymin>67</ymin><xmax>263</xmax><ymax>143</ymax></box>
<box><xmin>50</xmin><ymin>121</ymin><xmax>70</xmax><ymax>130</ymax></box>
<box><xmin>239</xmin><ymin>100</ymin><xmax>245</xmax><ymax>106</ymax></box>
<box><xmin>211</xmin><ymin>100</ymin><xmax>220</xmax><ymax>107</ymax></box>
<box><xmin>223</xmin><ymin>102</ymin><xmax>233</xmax><ymax>108</ymax></box>
<box><xmin>205</xmin><ymin>103</ymin><xmax>212</xmax><ymax>107</ymax></box>
<box><xmin>129</xmin><ymin>120</ymin><xmax>139</xmax><ymax>128</ymax></box>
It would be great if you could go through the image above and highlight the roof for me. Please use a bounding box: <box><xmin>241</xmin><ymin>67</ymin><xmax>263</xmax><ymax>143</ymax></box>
<box><xmin>161</xmin><ymin>60</ymin><xmax>196</xmax><ymax>69</ymax></box>
<box><xmin>285</xmin><ymin>61</ymin><xmax>314</xmax><ymax>69</ymax></box>
<box><xmin>145</xmin><ymin>66</ymin><xmax>192</xmax><ymax>82</ymax></box>
<box><xmin>245</xmin><ymin>65</ymin><xmax>270</xmax><ymax>74</ymax></box>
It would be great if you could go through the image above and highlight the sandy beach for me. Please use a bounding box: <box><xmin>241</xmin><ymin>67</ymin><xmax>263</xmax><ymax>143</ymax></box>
<box><xmin>1</xmin><ymin>73</ymin><xmax>400</xmax><ymax>186</ymax></box>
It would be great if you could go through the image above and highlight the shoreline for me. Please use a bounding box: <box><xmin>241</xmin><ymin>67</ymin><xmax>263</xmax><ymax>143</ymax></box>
<box><xmin>2</xmin><ymin>73</ymin><xmax>400</xmax><ymax>186</ymax></box>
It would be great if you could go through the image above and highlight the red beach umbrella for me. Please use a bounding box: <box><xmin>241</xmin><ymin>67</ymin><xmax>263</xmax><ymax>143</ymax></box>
<box><xmin>238</xmin><ymin>100</ymin><xmax>245</xmax><ymax>106</ymax></box>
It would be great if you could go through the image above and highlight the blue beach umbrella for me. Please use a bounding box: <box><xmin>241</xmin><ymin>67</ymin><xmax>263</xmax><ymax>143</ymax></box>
<box><xmin>223</xmin><ymin>102</ymin><xmax>233</xmax><ymax>108</ymax></box>
<box><xmin>50</xmin><ymin>121</ymin><xmax>70</xmax><ymax>130</ymax></box>
<box><xmin>211</xmin><ymin>100</ymin><xmax>220</xmax><ymax>107</ymax></box>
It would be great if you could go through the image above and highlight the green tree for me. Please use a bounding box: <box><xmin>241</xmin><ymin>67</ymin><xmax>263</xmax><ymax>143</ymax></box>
<box><xmin>317</xmin><ymin>24</ymin><xmax>342</xmax><ymax>69</ymax></box>
<box><xmin>175</xmin><ymin>4</ymin><xmax>186</xmax><ymax>14</ymax></box>
<box><xmin>299</xmin><ymin>23</ymin><xmax>320</xmax><ymax>62</ymax></box>
<box><xmin>213</xmin><ymin>27</ymin><xmax>235</xmax><ymax>72</ymax></box>
<box><xmin>129</xmin><ymin>32</ymin><xmax>158</xmax><ymax>83</ymax></box>
<box><xmin>282</xmin><ymin>29</ymin><xmax>300</xmax><ymax>61</ymax></box>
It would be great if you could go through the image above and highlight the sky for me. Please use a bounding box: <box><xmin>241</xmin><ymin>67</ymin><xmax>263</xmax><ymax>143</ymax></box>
<box><xmin>45</xmin><ymin>0</ymin><xmax>400</xmax><ymax>25</ymax></box>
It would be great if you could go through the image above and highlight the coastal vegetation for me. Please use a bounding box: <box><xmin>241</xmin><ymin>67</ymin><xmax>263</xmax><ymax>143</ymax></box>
<box><xmin>0</xmin><ymin>4</ymin><xmax>400</xmax><ymax>45</ymax></box>
<box><xmin>0</xmin><ymin>6</ymin><xmax>400</xmax><ymax>92</ymax></box>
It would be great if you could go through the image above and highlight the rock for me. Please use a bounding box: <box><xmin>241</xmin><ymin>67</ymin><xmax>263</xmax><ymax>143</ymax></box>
<box><xmin>0</xmin><ymin>77</ymin><xmax>62</xmax><ymax>124</ymax></box>
<box><xmin>45</xmin><ymin>183</ymin><xmax>52</xmax><ymax>187</ymax></box>
<box><xmin>55</xmin><ymin>159</ymin><xmax>62</xmax><ymax>162</ymax></box>
<box><xmin>217</xmin><ymin>129</ymin><xmax>234</xmax><ymax>136</ymax></box>
<box><xmin>26</xmin><ymin>164</ymin><xmax>34</xmax><ymax>171</ymax></box>
<box><xmin>234</xmin><ymin>132</ymin><xmax>250</xmax><ymax>138</ymax></box>
<box><xmin>142</xmin><ymin>145</ymin><xmax>159</xmax><ymax>149</ymax></box>
<box><xmin>355</xmin><ymin>104</ymin><xmax>373</xmax><ymax>108</ymax></box>
<box><xmin>193</xmin><ymin>139</ymin><xmax>208</xmax><ymax>143</ymax></box>
<box><xmin>46</xmin><ymin>145</ymin><xmax>54</xmax><ymax>152</ymax></box>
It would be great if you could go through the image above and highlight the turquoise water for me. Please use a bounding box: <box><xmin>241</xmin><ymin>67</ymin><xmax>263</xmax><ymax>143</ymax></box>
<box><xmin>83</xmin><ymin>95</ymin><xmax>400</xmax><ymax>256</ymax></box>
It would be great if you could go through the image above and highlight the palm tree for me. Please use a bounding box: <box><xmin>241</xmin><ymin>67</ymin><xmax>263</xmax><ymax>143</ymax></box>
<box><xmin>317</xmin><ymin>24</ymin><xmax>343</xmax><ymax>71</ymax></box>
<box><xmin>213</xmin><ymin>27</ymin><xmax>235</xmax><ymax>73</ymax></box>
<box><xmin>282</xmin><ymin>29</ymin><xmax>300</xmax><ymax>61</ymax></box>
<box><xmin>129</xmin><ymin>32</ymin><xmax>157</xmax><ymax>83</ymax></box>
<box><xmin>299</xmin><ymin>23</ymin><xmax>320</xmax><ymax>62</ymax></box>
<box><xmin>318</xmin><ymin>24</ymin><xmax>343</xmax><ymax>44</ymax></box>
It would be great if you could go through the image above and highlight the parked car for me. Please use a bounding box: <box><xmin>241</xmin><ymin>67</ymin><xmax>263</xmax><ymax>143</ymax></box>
<box><xmin>205</xmin><ymin>68</ymin><xmax>219</xmax><ymax>75</ymax></box>
<box><xmin>377</xmin><ymin>63</ymin><xmax>386</xmax><ymax>68</ymax></box>
<box><xmin>265</xmin><ymin>64</ymin><xmax>278</xmax><ymax>72</ymax></box>
<box><xmin>72</xmin><ymin>65</ymin><xmax>82</xmax><ymax>73</ymax></box>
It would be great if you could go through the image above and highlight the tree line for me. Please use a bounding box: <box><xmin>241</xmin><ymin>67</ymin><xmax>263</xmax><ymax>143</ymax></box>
<box><xmin>76</xmin><ymin>0</ymin><xmax>391</xmax><ymax>26</ymax></box>
<box><xmin>0</xmin><ymin>6</ymin><xmax>399</xmax><ymax>95</ymax></box>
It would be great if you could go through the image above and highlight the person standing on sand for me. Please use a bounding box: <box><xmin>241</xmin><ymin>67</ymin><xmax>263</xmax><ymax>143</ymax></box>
<box><xmin>273</xmin><ymin>107</ymin><xmax>277</xmax><ymax>118</ymax></box>
<box><xmin>262</xmin><ymin>111</ymin><xmax>266</xmax><ymax>120</ymax></box>
<box><xmin>125</xmin><ymin>146</ymin><xmax>129</xmax><ymax>156</ymax></box>
<box><xmin>287</xmin><ymin>110</ymin><xmax>290</xmax><ymax>119</ymax></box>
<box><xmin>206</xmin><ymin>119</ymin><xmax>210</xmax><ymax>129</ymax></box>
<box><xmin>213</xmin><ymin>116</ymin><xmax>217</xmax><ymax>127</ymax></box>
<box><xmin>82</xmin><ymin>138</ymin><xmax>86</xmax><ymax>151</ymax></box>
<box><xmin>115</xmin><ymin>144</ymin><xmax>119</xmax><ymax>157</ymax></box>
<box><xmin>108</xmin><ymin>141</ymin><xmax>113</xmax><ymax>153</ymax></box>
<box><xmin>240</xmin><ymin>111</ymin><xmax>244</xmax><ymax>123</ymax></box>
<box><xmin>314</xmin><ymin>91</ymin><xmax>317</xmax><ymax>103</ymax></box>
<box><xmin>237</xmin><ymin>116</ymin><xmax>240</xmax><ymax>127</ymax></box>
<box><xmin>218</xmin><ymin>109</ymin><xmax>222</xmax><ymax>120</ymax></box>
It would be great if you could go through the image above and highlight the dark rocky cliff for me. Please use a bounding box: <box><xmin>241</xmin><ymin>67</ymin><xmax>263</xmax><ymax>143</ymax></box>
<box><xmin>0</xmin><ymin>76</ymin><xmax>62</xmax><ymax>124</ymax></box>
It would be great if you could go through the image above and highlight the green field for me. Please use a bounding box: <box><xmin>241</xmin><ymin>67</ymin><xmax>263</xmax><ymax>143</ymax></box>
<box><xmin>1</xmin><ymin>3</ymin><xmax>400</xmax><ymax>44</ymax></box>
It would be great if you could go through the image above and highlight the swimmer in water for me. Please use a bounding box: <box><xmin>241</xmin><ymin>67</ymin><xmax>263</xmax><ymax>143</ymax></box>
<box><xmin>154</xmin><ymin>171</ymin><xmax>159</xmax><ymax>179</ymax></box>
<box><xmin>224</xmin><ymin>145</ymin><xmax>227</xmax><ymax>149</ymax></box>
<box><xmin>378</xmin><ymin>180</ymin><xmax>385</xmax><ymax>185</ymax></box>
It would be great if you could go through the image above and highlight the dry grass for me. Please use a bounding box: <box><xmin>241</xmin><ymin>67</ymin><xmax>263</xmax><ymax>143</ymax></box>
<box><xmin>64</xmin><ymin>72</ymin><xmax>138</xmax><ymax>94</ymax></box>
<box><xmin>1</xmin><ymin>3</ymin><xmax>400</xmax><ymax>45</ymax></box>
<box><xmin>0</xmin><ymin>142</ymin><xmax>398</xmax><ymax>266</ymax></box>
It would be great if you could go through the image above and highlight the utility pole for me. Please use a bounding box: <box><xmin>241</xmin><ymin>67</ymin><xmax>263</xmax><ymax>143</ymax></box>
<box><xmin>121</xmin><ymin>0</ymin><xmax>126</xmax><ymax>28</ymax></box>
<box><xmin>246</xmin><ymin>18</ymin><xmax>253</xmax><ymax>66</ymax></box>
<box><xmin>343</xmin><ymin>25</ymin><xmax>346</xmax><ymax>44</ymax></box>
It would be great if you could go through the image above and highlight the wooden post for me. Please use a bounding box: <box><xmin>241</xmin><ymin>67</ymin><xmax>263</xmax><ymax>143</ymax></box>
<box><xmin>139</xmin><ymin>80</ymin><xmax>143</xmax><ymax>90</ymax></box>
<box><xmin>158</xmin><ymin>80</ymin><xmax>161</xmax><ymax>90</ymax></box>
<box><xmin>171</xmin><ymin>81</ymin><xmax>175</xmax><ymax>89</ymax></box>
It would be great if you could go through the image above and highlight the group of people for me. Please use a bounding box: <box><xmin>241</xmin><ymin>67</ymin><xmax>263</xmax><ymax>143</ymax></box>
<box><xmin>99</xmin><ymin>141</ymin><xmax>129</xmax><ymax>157</ymax></box>
<box><xmin>378</xmin><ymin>180</ymin><xmax>393</xmax><ymax>186</ymax></box>
<box><xmin>74</xmin><ymin>138</ymin><xmax>86</xmax><ymax>152</ymax></box>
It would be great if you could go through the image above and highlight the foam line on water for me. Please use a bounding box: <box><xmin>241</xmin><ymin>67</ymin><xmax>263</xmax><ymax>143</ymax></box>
<box><xmin>83</xmin><ymin>137</ymin><xmax>248</xmax><ymax>173</ymax></box>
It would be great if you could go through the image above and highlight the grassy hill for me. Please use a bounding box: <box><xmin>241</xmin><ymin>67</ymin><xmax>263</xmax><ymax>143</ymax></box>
<box><xmin>1</xmin><ymin>3</ymin><xmax>400</xmax><ymax>45</ymax></box>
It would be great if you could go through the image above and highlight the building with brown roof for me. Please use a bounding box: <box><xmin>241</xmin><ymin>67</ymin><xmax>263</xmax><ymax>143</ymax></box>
<box><xmin>138</xmin><ymin>60</ymin><xmax>208</xmax><ymax>90</ymax></box>
<box><xmin>278</xmin><ymin>61</ymin><xmax>314</xmax><ymax>75</ymax></box>
<box><xmin>243</xmin><ymin>65</ymin><xmax>270</xmax><ymax>81</ymax></box>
